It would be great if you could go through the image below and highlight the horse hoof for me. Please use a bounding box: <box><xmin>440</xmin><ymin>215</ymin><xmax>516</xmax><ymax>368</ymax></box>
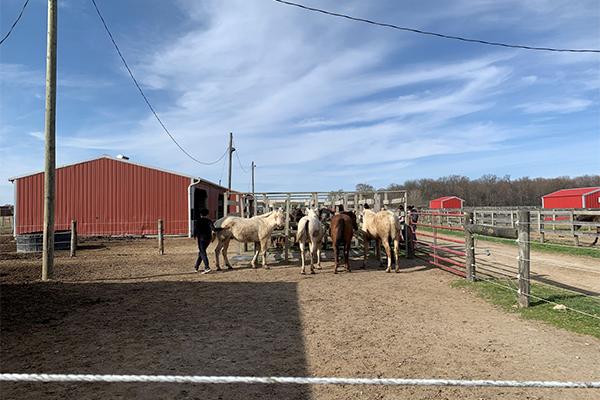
<box><xmin>395</xmin><ymin>269</ymin><xmax>400</xmax><ymax>273</ymax></box>
<box><xmin>216</xmin><ymin>267</ymin><xmax>222</xmax><ymax>271</ymax></box>
<box><xmin>311</xmin><ymin>271</ymin><xmax>316</xmax><ymax>275</ymax></box>
<box><xmin>300</xmin><ymin>271</ymin><xmax>306</xmax><ymax>275</ymax></box>
<box><xmin>385</xmin><ymin>269</ymin><xmax>391</xmax><ymax>273</ymax></box>
<box><xmin>265</xmin><ymin>266</ymin><xmax>271</xmax><ymax>270</ymax></box>
<box><xmin>226</xmin><ymin>265</ymin><xmax>233</xmax><ymax>270</ymax></box>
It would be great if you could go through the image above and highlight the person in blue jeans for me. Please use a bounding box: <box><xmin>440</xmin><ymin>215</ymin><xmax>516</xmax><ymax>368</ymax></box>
<box><xmin>193</xmin><ymin>208</ymin><xmax>214</xmax><ymax>274</ymax></box>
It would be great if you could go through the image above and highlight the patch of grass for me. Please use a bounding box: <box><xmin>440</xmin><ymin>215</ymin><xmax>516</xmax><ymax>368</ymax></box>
<box><xmin>418</xmin><ymin>226</ymin><xmax>600</xmax><ymax>259</ymax></box>
<box><xmin>452</xmin><ymin>279</ymin><xmax>600</xmax><ymax>339</ymax></box>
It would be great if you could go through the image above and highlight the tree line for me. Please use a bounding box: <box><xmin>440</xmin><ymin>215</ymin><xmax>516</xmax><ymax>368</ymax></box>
<box><xmin>354</xmin><ymin>175</ymin><xmax>600</xmax><ymax>207</ymax></box>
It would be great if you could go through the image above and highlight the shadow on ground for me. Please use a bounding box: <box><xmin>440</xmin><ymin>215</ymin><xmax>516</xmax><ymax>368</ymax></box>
<box><xmin>1</xmin><ymin>281</ymin><xmax>311</xmax><ymax>399</ymax></box>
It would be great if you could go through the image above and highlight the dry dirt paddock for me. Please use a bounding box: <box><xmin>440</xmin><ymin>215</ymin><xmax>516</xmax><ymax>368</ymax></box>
<box><xmin>1</xmin><ymin>237</ymin><xmax>599</xmax><ymax>400</ymax></box>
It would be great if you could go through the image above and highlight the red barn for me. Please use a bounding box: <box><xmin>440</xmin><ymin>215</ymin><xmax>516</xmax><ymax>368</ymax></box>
<box><xmin>541</xmin><ymin>187</ymin><xmax>600</xmax><ymax>209</ymax></box>
<box><xmin>429</xmin><ymin>196</ymin><xmax>464</xmax><ymax>209</ymax></box>
<box><xmin>9</xmin><ymin>156</ymin><xmax>230</xmax><ymax>236</ymax></box>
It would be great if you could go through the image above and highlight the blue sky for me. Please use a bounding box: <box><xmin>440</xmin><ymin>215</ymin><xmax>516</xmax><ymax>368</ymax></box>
<box><xmin>1</xmin><ymin>0</ymin><xmax>599</xmax><ymax>204</ymax></box>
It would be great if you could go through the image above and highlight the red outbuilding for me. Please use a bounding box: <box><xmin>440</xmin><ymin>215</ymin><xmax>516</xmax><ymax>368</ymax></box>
<box><xmin>429</xmin><ymin>196</ymin><xmax>464</xmax><ymax>209</ymax></box>
<box><xmin>9</xmin><ymin>156</ymin><xmax>231</xmax><ymax>236</ymax></box>
<box><xmin>541</xmin><ymin>187</ymin><xmax>600</xmax><ymax>209</ymax></box>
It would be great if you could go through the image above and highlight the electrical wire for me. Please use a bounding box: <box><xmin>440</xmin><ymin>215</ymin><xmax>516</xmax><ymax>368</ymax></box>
<box><xmin>218</xmin><ymin>153</ymin><xmax>227</xmax><ymax>186</ymax></box>
<box><xmin>235</xmin><ymin>150</ymin><xmax>248</xmax><ymax>173</ymax></box>
<box><xmin>89</xmin><ymin>0</ymin><xmax>227</xmax><ymax>165</ymax></box>
<box><xmin>272</xmin><ymin>0</ymin><xmax>600</xmax><ymax>53</ymax></box>
<box><xmin>0</xmin><ymin>0</ymin><xmax>30</xmax><ymax>46</ymax></box>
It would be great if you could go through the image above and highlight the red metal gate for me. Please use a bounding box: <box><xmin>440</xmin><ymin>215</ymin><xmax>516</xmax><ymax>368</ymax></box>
<box><xmin>414</xmin><ymin>211</ymin><xmax>466</xmax><ymax>277</ymax></box>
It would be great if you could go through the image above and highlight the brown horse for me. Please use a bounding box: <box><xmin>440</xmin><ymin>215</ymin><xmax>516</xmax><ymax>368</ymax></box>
<box><xmin>330</xmin><ymin>211</ymin><xmax>358</xmax><ymax>274</ymax></box>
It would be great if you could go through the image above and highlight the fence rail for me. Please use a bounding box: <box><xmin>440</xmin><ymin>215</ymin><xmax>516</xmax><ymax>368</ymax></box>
<box><xmin>422</xmin><ymin>208</ymin><xmax>600</xmax><ymax>246</ymax></box>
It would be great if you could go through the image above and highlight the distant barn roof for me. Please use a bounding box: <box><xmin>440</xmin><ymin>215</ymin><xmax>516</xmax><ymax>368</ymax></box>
<box><xmin>543</xmin><ymin>187</ymin><xmax>600</xmax><ymax>198</ymax></box>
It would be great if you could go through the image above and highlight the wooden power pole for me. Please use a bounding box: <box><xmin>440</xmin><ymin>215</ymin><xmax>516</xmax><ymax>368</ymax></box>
<box><xmin>251</xmin><ymin>161</ymin><xmax>256</xmax><ymax>216</ymax></box>
<box><xmin>42</xmin><ymin>0</ymin><xmax>58</xmax><ymax>281</ymax></box>
<box><xmin>227</xmin><ymin>132</ymin><xmax>233</xmax><ymax>191</ymax></box>
<box><xmin>251</xmin><ymin>161</ymin><xmax>255</xmax><ymax>195</ymax></box>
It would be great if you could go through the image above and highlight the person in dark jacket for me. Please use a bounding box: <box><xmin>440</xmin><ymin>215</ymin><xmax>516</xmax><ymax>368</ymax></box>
<box><xmin>193</xmin><ymin>208</ymin><xmax>214</xmax><ymax>274</ymax></box>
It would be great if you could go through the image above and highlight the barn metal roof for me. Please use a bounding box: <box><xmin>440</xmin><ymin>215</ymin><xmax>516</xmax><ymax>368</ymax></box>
<box><xmin>542</xmin><ymin>187</ymin><xmax>600</xmax><ymax>198</ymax></box>
<box><xmin>7</xmin><ymin>155</ymin><xmax>229</xmax><ymax>191</ymax></box>
<box><xmin>430</xmin><ymin>196</ymin><xmax>463</xmax><ymax>202</ymax></box>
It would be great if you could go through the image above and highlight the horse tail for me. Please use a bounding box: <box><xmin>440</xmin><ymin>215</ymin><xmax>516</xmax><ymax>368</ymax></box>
<box><xmin>297</xmin><ymin>218</ymin><xmax>309</xmax><ymax>242</ymax></box>
<box><xmin>335</xmin><ymin>218</ymin><xmax>345</xmax><ymax>246</ymax></box>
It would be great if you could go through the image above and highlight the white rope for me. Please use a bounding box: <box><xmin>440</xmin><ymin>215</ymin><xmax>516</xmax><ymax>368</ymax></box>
<box><xmin>0</xmin><ymin>373</ymin><xmax>599</xmax><ymax>389</ymax></box>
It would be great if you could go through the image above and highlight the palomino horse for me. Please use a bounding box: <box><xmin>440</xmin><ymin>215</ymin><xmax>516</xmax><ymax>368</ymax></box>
<box><xmin>296</xmin><ymin>208</ymin><xmax>325</xmax><ymax>274</ymax></box>
<box><xmin>213</xmin><ymin>209</ymin><xmax>285</xmax><ymax>269</ymax></box>
<box><xmin>360</xmin><ymin>209</ymin><xmax>403</xmax><ymax>272</ymax></box>
<box><xmin>330</xmin><ymin>211</ymin><xmax>358</xmax><ymax>274</ymax></box>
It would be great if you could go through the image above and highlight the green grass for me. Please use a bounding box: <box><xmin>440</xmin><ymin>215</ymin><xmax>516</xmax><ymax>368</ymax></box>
<box><xmin>452</xmin><ymin>279</ymin><xmax>600</xmax><ymax>339</ymax></box>
<box><xmin>418</xmin><ymin>226</ymin><xmax>600</xmax><ymax>259</ymax></box>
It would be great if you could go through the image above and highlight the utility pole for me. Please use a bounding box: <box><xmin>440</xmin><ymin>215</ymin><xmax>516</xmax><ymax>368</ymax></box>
<box><xmin>227</xmin><ymin>132</ymin><xmax>233</xmax><ymax>191</ymax></box>
<box><xmin>251</xmin><ymin>161</ymin><xmax>255</xmax><ymax>195</ymax></box>
<box><xmin>42</xmin><ymin>0</ymin><xmax>58</xmax><ymax>281</ymax></box>
<box><xmin>251</xmin><ymin>161</ymin><xmax>256</xmax><ymax>216</ymax></box>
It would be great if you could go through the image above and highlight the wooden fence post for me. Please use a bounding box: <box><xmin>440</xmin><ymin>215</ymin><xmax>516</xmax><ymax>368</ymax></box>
<box><xmin>158</xmin><ymin>219</ymin><xmax>164</xmax><ymax>255</ymax></box>
<box><xmin>538</xmin><ymin>210</ymin><xmax>545</xmax><ymax>243</ymax></box>
<box><xmin>517</xmin><ymin>210</ymin><xmax>530</xmax><ymax>308</ymax></box>
<box><xmin>464</xmin><ymin>212</ymin><xmax>475</xmax><ymax>281</ymax></box>
<box><xmin>571</xmin><ymin>210</ymin><xmax>579</xmax><ymax>246</ymax></box>
<box><xmin>70</xmin><ymin>219</ymin><xmax>77</xmax><ymax>257</ymax></box>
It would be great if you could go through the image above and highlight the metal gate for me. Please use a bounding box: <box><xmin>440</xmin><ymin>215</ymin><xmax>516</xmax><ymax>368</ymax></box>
<box><xmin>414</xmin><ymin>211</ymin><xmax>467</xmax><ymax>277</ymax></box>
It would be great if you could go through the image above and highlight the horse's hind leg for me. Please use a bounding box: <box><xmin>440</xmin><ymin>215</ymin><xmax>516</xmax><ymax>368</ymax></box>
<box><xmin>260</xmin><ymin>238</ymin><xmax>270</xmax><ymax>269</ymax></box>
<box><xmin>362</xmin><ymin>233</ymin><xmax>369</xmax><ymax>269</ymax></box>
<box><xmin>333</xmin><ymin>241</ymin><xmax>339</xmax><ymax>274</ymax></box>
<box><xmin>222</xmin><ymin>238</ymin><xmax>232</xmax><ymax>269</ymax></box>
<box><xmin>214</xmin><ymin>238</ymin><xmax>223</xmax><ymax>271</ymax></box>
<box><xmin>394</xmin><ymin>238</ymin><xmax>400</xmax><ymax>273</ymax></box>
<box><xmin>299</xmin><ymin>240</ymin><xmax>306</xmax><ymax>274</ymax></box>
<box><xmin>251</xmin><ymin>242</ymin><xmax>260</xmax><ymax>268</ymax></box>
<box><xmin>344</xmin><ymin>242</ymin><xmax>351</xmax><ymax>272</ymax></box>
<box><xmin>382</xmin><ymin>239</ymin><xmax>392</xmax><ymax>273</ymax></box>
<box><xmin>308</xmin><ymin>240</ymin><xmax>316</xmax><ymax>274</ymax></box>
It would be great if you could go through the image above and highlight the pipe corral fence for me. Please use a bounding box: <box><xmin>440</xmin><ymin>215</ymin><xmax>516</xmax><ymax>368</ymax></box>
<box><xmin>222</xmin><ymin>190</ymin><xmax>409</xmax><ymax>262</ymax></box>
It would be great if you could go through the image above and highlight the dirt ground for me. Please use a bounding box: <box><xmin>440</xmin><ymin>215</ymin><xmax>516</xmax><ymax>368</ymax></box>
<box><xmin>1</xmin><ymin>237</ymin><xmax>599</xmax><ymax>400</ymax></box>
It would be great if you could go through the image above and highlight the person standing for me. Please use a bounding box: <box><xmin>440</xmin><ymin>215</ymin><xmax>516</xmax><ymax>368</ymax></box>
<box><xmin>193</xmin><ymin>208</ymin><xmax>214</xmax><ymax>274</ymax></box>
<box><xmin>408</xmin><ymin>205</ymin><xmax>419</xmax><ymax>241</ymax></box>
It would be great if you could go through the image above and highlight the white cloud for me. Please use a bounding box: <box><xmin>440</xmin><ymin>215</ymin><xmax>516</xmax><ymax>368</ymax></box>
<box><xmin>517</xmin><ymin>98</ymin><xmax>593</xmax><ymax>114</ymax></box>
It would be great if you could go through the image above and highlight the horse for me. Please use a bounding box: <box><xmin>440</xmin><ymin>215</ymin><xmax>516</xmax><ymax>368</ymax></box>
<box><xmin>360</xmin><ymin>209</ymin><xmax>403</xmax><ymax>273</ymax></box>
<box><xmin>296</xmin><ymin>208</ymin><xmax>325</xmax><ymax>274</ymax></box>
<box><xmin>213</xmin><ymin>209</ymin><xmax>286</xmax><ymax>270</ymax></box>
<box><xmin>574</xmin><ymin>214</ymin><xmax>600</xmax><ymax>246</ymax></box>
<box><xmin>330</xmin><ymin>211</ymin><xmax>358</xmax><ymax>274</ymax></box>
<box><xmin>318</xmin><ymin>207</ymin><xmax>334</xmax><ymax>249</ymax></box>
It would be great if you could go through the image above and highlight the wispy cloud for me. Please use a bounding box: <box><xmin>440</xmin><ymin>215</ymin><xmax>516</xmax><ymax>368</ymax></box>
<box><xmin>517</xmin><ymin>98</ymin><xmax>593</xmax><ymax>114</ymax></box>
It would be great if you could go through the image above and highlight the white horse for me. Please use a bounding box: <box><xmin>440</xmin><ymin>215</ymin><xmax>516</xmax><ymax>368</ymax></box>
<box><xmin>296</xmin><ymin>208</ymin><xmax>325</xmax><ymax>274</ymax></box>
<box><xmin>361</xmin><ymin>209</ymin><xmax>403</xmax><ymax>273</ymax></box>
<box><xmin>214</xmin><ymin>209</ymin><xmax>285</xmax><ymax>270</ymax></box>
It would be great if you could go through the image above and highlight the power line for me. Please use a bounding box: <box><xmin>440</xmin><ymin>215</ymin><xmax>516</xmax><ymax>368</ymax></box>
<box><xmin>272</xmin><ymin>0</ymin><xmax>600</xmax><ymax>54</ymax></box>
<box><xmin>0</xmin><ymin>0</ymin><xmax>30</xmax><ymax>46</ymax></box>
<box><xmin>89</xmin><ymin>0</ymin><xmax>227</xmax><ymax>165</ymax></box>
<box><xmin>235</xmin><ymin>149</ymin><xmax>248</xmax><ymax>173</ymax></box>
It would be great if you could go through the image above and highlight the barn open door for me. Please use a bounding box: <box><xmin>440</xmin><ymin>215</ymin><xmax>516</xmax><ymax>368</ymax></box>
<box><xmin>189</xmin><ymin>184</ymin><xmax>208</xmax><ymax>236</ymax></box>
